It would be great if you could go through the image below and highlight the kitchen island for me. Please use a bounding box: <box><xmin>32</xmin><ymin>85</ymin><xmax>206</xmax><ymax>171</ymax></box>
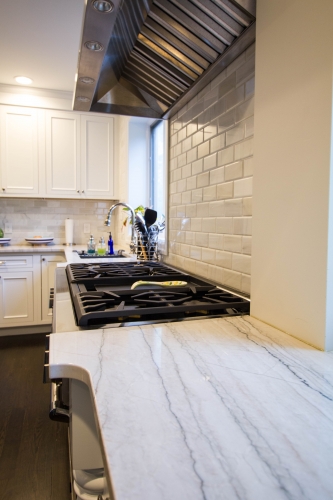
<box><xmin>49</xmin><ymin>316</ymin><xmax>333</xmax><ymax>500</ymax></box>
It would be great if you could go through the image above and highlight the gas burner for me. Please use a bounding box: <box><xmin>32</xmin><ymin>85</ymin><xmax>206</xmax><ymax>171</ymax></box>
<box><xmin>133</xmin><ymin>291</ymin><xmax>191</xmax><ymax>306</ymax></box>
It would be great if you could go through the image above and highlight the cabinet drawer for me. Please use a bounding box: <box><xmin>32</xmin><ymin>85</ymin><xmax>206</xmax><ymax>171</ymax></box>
<box><xmin>0</xmin><ymin>255</ymin><xmax>33</xmax><ymax>269</ymax></box>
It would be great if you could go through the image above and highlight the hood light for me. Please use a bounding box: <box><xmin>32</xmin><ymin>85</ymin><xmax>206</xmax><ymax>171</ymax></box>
<box><xmin>84</xmin><ymin>40</ymin><xmax>104</xmax><ymax>51</ymax></box>
<box><xmin>15</xmin><ymin>76</ymin><xmax>33</xmax><ymax>85</ymax></box>
<box><xmin>79</xmin><ymin>76</ymin><xmax>95</xmax><ymax>84</ymax></box>
<box><xmin>92</xmin><ymin>0</ymin><xmax>114</xmax><ymax>13</ymax></box>
<box><xmin>76</xmin><ymin>96</ymin><xmax>91</xmax><ymax>102</ymax></box>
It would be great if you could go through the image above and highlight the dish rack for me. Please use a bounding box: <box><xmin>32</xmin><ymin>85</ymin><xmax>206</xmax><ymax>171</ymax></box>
<box><xmin>135</xmin><ymin>230</ymin><xmax>159</xmax><ymax>261</ymax></box>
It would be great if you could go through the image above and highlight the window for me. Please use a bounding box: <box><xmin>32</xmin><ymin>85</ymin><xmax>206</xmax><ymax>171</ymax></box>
<box><xmin>150</xmin><ymin>119</ymin><xmax>168</xmax><ymax>253</ymax></box>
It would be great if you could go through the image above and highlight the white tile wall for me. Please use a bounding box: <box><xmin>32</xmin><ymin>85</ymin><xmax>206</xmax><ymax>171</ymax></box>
<box><xmin>166</xmin><ymin>44</ymin><xmax>255</xmax><ymax>295</ymax></box>
<box><xmin>0</xmin><ymin>198</ymin><xmax>117</xmax><ymax>245</ymax></box>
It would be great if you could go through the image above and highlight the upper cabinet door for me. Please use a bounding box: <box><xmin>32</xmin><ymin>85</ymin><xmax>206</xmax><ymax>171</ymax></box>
<box><xmin>0</xmin><ymin>106</ymin><xmax>39</xmax><ymax>195</ymax></box>
<box><xmin>80</xmin><ymin>115</ymin><xmax>114</xmax><ymax>198</ymax></box>
<box><xmin>45</xmin><ymin>110</ymin><xmax>81</xmax><ymax>197</ymax></box>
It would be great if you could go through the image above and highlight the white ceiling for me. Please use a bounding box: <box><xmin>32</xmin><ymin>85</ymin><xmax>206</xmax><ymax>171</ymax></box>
<box><xmin>0</xmin><ymin>0</ymin><xmax>85</xmax><ymax>93</ymax></box>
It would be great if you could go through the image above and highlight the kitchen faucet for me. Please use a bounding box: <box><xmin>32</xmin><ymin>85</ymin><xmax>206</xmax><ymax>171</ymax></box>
<box><xmin>104</xmin><ymin>202</ymin><xmax>137</xmax><ymax>253</ymax></box>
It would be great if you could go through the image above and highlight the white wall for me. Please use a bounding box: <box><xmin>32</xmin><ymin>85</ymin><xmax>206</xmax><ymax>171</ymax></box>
<box><xmin>112</xmin><ymin>115</ymin><xmax>130</xmax><ymax>248</ymax></box>
<box><xmin>128</xmin><ymin>119</ymin><xmax>151</xmax><ymax>210</ymax></box>
<box><xmin>251</xmin><ymin>0</ymin><xmax>333</xmax><ymax>350</ymax></box>
<box><xmin>0</xmin><ymin>84</ymin><xmax>73</xmax><ymax>110</ymax></box>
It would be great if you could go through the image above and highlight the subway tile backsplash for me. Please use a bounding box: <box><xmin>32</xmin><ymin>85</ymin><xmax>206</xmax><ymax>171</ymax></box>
<box><xmin>165</xmin><ymin>44</ymin><xmax>255</xmax><ymax>295</ymax></box>
<box><xmin>0</xmin><ymin>198</ymin><xmax>117</xmax><ymax>245</ymax></box>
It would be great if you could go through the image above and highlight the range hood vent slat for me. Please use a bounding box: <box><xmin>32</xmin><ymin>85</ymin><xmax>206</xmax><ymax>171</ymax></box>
<box><xmin>149</xmin><ymin>5</ymin><xmax>219</xmax><ymax>62</ymax></box>
<box><xmin>144</xmin><ymin>17</ymin><xmax>211</xmax><ymax>70</ymax></box>
<box><xmin>130</xmin><ymin>50</ymin><xmax>188</xmax><ymax>91</ymax></box>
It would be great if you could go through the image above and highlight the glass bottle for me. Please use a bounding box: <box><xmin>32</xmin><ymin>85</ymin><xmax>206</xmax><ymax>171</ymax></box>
<box><xmin>97</xmin><ymin>236</ymin><xmax>106</xmax><ymax>256</ymax></box>
<box><xmin>108</xmin><ymin>232</ymin><xmax>114</xmax><ymax>255</ymax></box>
<box><xmin>87</xmin><ymin>234</ymin><xmax>96</xmax><ymax>254</ymax></box>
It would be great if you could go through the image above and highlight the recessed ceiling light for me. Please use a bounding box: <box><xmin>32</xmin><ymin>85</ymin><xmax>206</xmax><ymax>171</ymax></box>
<box><xmin>92</xmin><ymin>0</ymin><xmax>114</xmax><ymax>13</ymax></box>
<box><xmin>79</xmin><ymin>76</ymin><xmax>95</xmax><ymax>84</ymax></box>
<box><xmin>15</xmin><ymin>76</ymin><xmax>33</xmax><ymax>85</ymax></box>
<box><xmin>84</xmin><ymin>40</ymin><xmax>104</xmax><ymax>51</ymax></box>
<box><xmin>76</xmin><ymin>96</ymin><xmax>91</xmax><ymax>102</ymax></box>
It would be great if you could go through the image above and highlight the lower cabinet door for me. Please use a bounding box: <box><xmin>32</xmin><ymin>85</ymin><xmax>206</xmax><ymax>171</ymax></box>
<box><xmin>0</xmin><ymin>272</ymin><xmax>34</xmax><ymax>326</ymax></box>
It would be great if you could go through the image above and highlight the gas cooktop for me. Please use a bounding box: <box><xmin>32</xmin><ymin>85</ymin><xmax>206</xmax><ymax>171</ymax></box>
<box><xmin>66</xmin><ymin>262</ymin><xmax>250</xmax><ymax>327</ymax></box>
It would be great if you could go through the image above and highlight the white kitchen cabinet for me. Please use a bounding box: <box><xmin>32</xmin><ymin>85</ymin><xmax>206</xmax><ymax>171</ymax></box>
<box><xmin>0</xmin><ymin>256</ymin><xmax>35</xmax><ymax>326</ymax></box>
<box><xmin>0</xmin><ymin>273</ymin><xmax>34</xmax><ymax>326</ymax></box>
<box><xmin>0</xmin><ymin>106</ymin><xmax>116</xmax><ymax>200</ymax></box>
<box><xmin>45</xmin><ymin>111</ymin><xmax>114</xmax><ymax>199</ymax></box>
<box><xmin>81</xmin><ymin>114</ymin><xmax>114</xmax><ymax>198</ymax></box>
<box><xmin>0</xmin><ymin>252</ymin><xmax>65</xmax><ymax>331</ymax></box>
<box><xmin>41</xmin><ymin>253</ymin><xmax>66</xmax><ymax>321</ymax></box>
<box><xmin>0</xmin><ymin>106</ymin><xmax>40</xmax><ymax>195</ymax></box>
<box><xmin>45</xmin><ymin>110</ymin><xmax>81</xmax><ymax>198</ymax></box>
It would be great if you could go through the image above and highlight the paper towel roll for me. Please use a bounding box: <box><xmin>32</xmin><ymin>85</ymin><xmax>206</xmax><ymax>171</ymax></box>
<box><xmin>65</xmin><ymin>218</ymin><xmax>74</xmax><ymax>245</ymax></box>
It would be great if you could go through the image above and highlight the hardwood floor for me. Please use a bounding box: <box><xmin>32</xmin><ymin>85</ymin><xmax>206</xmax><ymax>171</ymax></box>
<box><xmin>0</xmin><ymin>334</ymin><xmax>70</xmax><ymax>500</ymax></box>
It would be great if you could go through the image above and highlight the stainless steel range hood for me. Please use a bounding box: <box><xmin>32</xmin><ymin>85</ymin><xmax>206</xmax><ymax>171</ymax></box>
<box><xmin>73</xmin><ymin>0</ymin><xmax>256</xmax><ymax>119</ymax></box>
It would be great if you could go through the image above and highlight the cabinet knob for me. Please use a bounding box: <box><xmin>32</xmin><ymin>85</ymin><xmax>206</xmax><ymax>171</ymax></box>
<box><xmin>82</xmin><ymin>190</ymin><xmax>85</xmax><ymax>193</ymax></box>
<box><xmin>0</xmin><ymin>261</ymin><xmax>4</xmax><ymax>265</ymax></box>
<box><xmin>42</xmin><ymin>258</ymin><xmax>46</xmax><ymax>261</ymax></box>
<box><xmin>2</xmin><ymin>188</ymin><xmax>5</xmax><ymax>191</ymax></box>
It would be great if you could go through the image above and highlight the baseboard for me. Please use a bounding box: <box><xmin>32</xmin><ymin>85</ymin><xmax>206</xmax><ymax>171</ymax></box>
<box><xmin>0</xmin><ymin>324</ymin><xmax>52</xmax><ymax>336</ymax></box>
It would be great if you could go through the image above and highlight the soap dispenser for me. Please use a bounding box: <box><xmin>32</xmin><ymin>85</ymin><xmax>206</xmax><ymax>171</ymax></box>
<box><xmin>108</xmin><ymin>232</ymin><xmax>114</xmax><ymax>255</ymax></box>
<box><xmin>87</xmin><ymin>235</ymin><xmax>96</xmax><ymax>255</ymax></box>
<box><xmin>97</xmin><ymin>236</ymin><xmax>106</xmax><ymax>256</ymax></box>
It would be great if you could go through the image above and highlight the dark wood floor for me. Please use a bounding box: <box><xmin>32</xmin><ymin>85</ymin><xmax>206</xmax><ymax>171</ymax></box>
<box><xmin>0</xmin><ymin>333</ymin><xmax>70</xmax><ymax>499</ymax></box>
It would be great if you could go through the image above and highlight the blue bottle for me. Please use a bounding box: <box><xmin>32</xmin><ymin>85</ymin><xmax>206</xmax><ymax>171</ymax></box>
<box><xmin>108</xmin><ymin>232</ymin><xmax>114</xmax><ymax>255</ymax></box>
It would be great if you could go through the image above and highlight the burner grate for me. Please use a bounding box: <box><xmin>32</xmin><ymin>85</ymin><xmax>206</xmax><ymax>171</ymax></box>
<box><xmin>67</xmin><ymin>262</ymin><xmax>185</xmax><ymax>283</ymax></box>
<box><xmin>73</xmin><ymin>286</ymin><xmax>250</xmax><ymax>326</ymax></box>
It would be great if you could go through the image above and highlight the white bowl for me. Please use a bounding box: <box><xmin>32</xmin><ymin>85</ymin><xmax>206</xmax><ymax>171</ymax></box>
<box><xmin>25</xmin><ymin>238</ymin><xmax>54</xmax><ymax>245</ymax></box>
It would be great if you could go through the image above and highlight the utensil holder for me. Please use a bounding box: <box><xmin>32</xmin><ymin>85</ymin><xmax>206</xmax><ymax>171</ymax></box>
<box><xmin>136</xmin><ymin>231</ymin><xmax>159</xmax><ymax>261</ymax></box>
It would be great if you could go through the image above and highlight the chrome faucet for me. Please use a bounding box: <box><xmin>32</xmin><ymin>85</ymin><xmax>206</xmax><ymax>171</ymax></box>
<box><xmin>104</xmin><ymin>202</ymin><xmax>137</xmax><ymax>253</ymax></box>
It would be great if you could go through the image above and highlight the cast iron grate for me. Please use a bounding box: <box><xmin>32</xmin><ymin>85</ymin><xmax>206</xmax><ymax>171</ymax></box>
<box><xmin>73</xmin><ymin>287</ymin><xmax>250</xmax><ymax>326</ymax></box>
<box><xmin>67</xmin><ymin>262</ymin><xmax>185</xmax><ymax>283</ymax></box>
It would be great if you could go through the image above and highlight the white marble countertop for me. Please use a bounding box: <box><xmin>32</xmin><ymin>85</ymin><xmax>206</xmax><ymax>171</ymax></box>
<box><xmin>49</xmin><ymin>316</ymin><xmax>333</xmax><ymax>500</ymax></box>
<box><xmin>0</xmin><ymin>244</ymin><xmax>136</xmax><ymax>264</ymax></box>
<box><xmin>0</xmin><ymin>243</ymin><xmax>73</xmax><ymax>253</ymax></box>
